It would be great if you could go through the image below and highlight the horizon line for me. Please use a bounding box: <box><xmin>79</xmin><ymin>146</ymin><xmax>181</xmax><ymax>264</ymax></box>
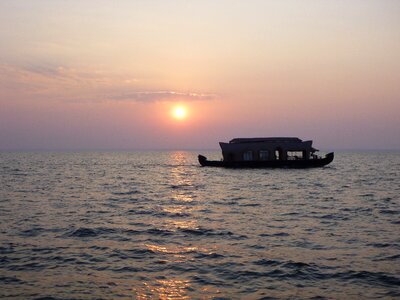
<box><xmin>1</xmin><ymin>148</ymin><xmax>400</xmax><ymax>153</ymax></box>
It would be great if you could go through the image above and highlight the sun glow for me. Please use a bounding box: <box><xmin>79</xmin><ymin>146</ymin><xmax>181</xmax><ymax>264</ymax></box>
<box><xmin>172</xmin><ymin>106</ymin><xmax>187</xmax><ymax>120</ymax></box>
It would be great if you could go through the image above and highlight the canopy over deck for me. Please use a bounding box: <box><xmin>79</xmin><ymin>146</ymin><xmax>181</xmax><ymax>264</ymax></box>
<box><xmin>229</xmin><ymin>137</ymin><xmax>302</xmax><ymax>144</ymax></box>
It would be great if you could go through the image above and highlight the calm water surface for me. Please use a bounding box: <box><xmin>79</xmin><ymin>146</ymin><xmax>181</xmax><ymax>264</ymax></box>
<box><xmin>0</xmin><ymin>151</ymin><xmax>399</xmax><ymax>299</ymax></box>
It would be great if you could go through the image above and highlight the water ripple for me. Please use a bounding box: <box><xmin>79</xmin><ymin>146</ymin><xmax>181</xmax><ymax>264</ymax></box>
<box><xmin>0</xmin><ymin>151</ymin><xmax>399</xmax><ymax>299</ymax></box>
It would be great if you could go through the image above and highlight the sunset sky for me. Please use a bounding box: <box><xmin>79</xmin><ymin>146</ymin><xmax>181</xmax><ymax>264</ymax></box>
<box><xmin>1</xmin><ymin>0</ymin><xmax>399</xmax><ymax>150</ymax></box>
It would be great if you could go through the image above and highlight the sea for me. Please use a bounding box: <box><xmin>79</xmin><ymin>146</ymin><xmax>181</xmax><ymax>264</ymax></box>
<box><xmin>0</xmin><ymin>151</ymin><xmax>399</xmax><ymax>299</ymax></box>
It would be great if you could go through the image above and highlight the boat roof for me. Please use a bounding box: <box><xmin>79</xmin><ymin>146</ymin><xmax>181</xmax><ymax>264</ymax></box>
<box><xmin>229</xmin><ymin>137</ymin><xmax>302</xmax><ymax>144</ymax></box>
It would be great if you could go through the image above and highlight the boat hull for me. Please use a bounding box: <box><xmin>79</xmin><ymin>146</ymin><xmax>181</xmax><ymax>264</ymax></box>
<box><xmin>198</xmin><ymin>152</ymin><xmax>334</xmax><ymax>169</ymax></box>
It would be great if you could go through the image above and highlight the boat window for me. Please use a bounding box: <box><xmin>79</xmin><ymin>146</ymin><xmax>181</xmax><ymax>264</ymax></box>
<box><xmin>243</xmin><ymin>151</ymin><xmax>253</xmax><ymax>161</ymax></box>
<box><xmin>259</xmin><ymin>150</ymin><xmax>269</xmax><ymax>160</ymax></box>
<box><xmin>287</xmin><ymin>151</ymin><xmax>303</xmax><ymax>160</ymax></box>
<box><xmin>275</xmin><ymin>150</ymin><xmax>280</xmax><ymax>160</ymax></box>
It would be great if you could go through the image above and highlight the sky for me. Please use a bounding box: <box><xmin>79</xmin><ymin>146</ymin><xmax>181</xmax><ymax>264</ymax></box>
<box><xmin>1</xmin><ymin>0</ymin><xmax>399</xmax><ymax>151</ymax></box>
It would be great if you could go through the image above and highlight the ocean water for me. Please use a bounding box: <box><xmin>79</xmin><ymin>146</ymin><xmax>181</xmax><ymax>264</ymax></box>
<box><xmin>0</xmin><ymin>151</ymin><xmax>399</xmax><ymax>299</ymax></box>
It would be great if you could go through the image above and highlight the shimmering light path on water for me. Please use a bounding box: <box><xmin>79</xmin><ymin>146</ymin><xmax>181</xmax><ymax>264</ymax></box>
<box><xmin>0</xmin><ymin>151</ymin><xmax>399</xmax><ymax>299</ymax></box>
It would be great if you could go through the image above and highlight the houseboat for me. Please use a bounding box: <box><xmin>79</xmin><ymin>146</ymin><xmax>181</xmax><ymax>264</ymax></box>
<box><xmin>198</xmin><ymin>137</ymin><xmax>334</xmax><ymax>168</ymax></box>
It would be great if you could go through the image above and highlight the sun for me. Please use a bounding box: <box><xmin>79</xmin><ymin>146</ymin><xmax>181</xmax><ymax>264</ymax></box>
<box><xmin>172</xmin><ymin>106</ymin><xmax>187</xmax><ymax>120</ymax></box>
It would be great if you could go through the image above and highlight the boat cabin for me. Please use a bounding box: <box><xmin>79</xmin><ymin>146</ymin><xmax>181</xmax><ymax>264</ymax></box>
<box><xmin>219</xmin><ymin>137</ymin><xmax>318</xmax><ymax>162</ymax></box>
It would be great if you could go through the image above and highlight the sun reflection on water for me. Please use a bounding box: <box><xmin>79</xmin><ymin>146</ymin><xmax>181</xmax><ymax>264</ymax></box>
<box><xmin>171</xmin><ymin>193</ymin><xmax>194</xmax><ymax>203</ymax></box>
<box><xmin>132</xmin><ymin>152</ymin><xmax>207</xmax><ymax>299</ymax></box>
<box><xmin>133</xmin><ymin>279</ymin><xmax>191</xmax><ymax>300</ymax></box>
<box><xmin>145</xmin><ymin>243</ymin><xmax>199</xmax><ymax>255</ymax></box>
<box><xmin>169</xmin><ymin>152</ymin><xmax>195</xmax><ymax>198</ymax></box>
<box><xmin>164</xmin><ymin>151</ymin><xmax>199</xmax><ymax>231</ymax></box>
<box><xmin>162</xmin><ymin>205</ymin><xmax>190</xmax><ymax>216</ymax></box>
<box><xmin>168</xmin><ymin>219</ymin><xmax>198</xmax><ymax>230</ymax></box>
